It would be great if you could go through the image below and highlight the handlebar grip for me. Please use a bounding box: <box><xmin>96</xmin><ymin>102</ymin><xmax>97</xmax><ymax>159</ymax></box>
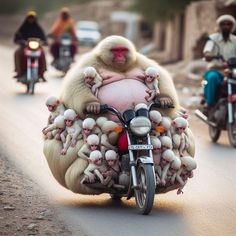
<box><xmin>100</xmin><ymin>104</ymin><xmax>109</xmax><ymax>113</ymax></box>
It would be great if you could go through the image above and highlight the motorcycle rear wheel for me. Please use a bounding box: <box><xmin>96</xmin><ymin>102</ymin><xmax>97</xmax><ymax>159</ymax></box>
<box><xmin>227</xmin><ymin>122</ymin><xmax>236</xmax><ymax>148</ymax></box>
<box><xmin>134</xmin><ymin>163</ymin><xmax>155</xmax><ymax>215</ymax></box>
<box><xmin>208</xmin><ymin>113</ymin><xmax>221</xmax><ymax>142</ymax></box>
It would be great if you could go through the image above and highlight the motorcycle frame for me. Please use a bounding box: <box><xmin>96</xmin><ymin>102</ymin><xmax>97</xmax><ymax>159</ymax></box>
<box><xmin>227</xmin><ymin>77</ymin><xmax>236</xmax><ymax>124</ymax></box>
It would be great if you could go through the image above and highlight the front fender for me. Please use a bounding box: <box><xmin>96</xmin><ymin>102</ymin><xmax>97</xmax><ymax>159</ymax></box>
<box><xmin>136</xmin><ymin>156</ymin><xmax>154</xmax><ymax>165</ymax></box>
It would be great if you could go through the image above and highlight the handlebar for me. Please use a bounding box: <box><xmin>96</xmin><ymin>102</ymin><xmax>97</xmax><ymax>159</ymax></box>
<box><xmin>100</xmin><ymin>104</ymin><xmax>126</xmax><ymax>125</ymax></box>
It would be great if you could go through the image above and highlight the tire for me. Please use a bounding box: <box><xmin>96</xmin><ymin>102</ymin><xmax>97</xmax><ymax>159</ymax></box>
<box><xmin>227</xmin><ymin>105</ymin><xmax>236</xmax><ymax>147</ymax></box>
<box><xmin>30</xmin><ymin>68</ymin><xmax>37</xmax><ymax>95</ymax></box>
<box><xmin>208</xmin><ymin>112</ymin><xmax>221</xmax><ymax>143</ymax></box>
<box><xmin>134</xmin><ymin>164</ymin><xmax>155</xmax><ymax>215</ymax></box>
<box><xmin>26</xmin><ymin>83</ymin><xmax>30</xmax><ymax>94</ymax></box>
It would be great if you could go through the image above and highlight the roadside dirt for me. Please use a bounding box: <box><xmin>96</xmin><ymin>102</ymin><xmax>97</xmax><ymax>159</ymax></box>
<box><xmin>0</xmin><ymin>152</ymin><xmax>73</xmax><ymax>236</ymax></box>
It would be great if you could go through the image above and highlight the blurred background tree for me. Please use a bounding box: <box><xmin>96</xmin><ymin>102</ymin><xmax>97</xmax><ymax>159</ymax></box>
<box><xmin>0</xmin><ymin>0</ymin><xmax>89</xmax><ymax>15</ymax></box>
<box><xmin>132</xmin><ymin>0</ymin><xmax>202</xmax><ymax>22</ymax></box>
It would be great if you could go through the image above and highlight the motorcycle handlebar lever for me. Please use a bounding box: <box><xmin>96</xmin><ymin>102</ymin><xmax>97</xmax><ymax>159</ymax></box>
<box><xmin>99</xmin><ymin>104</ymin><xmax>126</xmax><ymax>125</ymax></box>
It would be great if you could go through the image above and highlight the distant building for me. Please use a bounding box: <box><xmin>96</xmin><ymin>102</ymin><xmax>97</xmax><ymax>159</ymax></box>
<box><xmin>152</xmin><ymin>0</ymin><xmax>236</xmax><ymax>63</ymax></box>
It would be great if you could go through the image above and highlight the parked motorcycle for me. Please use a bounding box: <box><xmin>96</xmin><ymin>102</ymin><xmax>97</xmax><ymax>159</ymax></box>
<box><xmin>85</xmin><ymin>102</ymin><xmax>173</xmax><ymax>215</ymax></box>
<box><xmin>53</xmin><ymin>34</ymin><xmax>73</xmax><ymax>73</ymax></box>
<box><xmin>195</xmin><ymin>45</ymin><xmax>236</xmax><ymax>147</ymax></box>
<box><xmin>18</xmin><ymin>38</ymin><xmax>42</xmax><ymax>94</ymax></box>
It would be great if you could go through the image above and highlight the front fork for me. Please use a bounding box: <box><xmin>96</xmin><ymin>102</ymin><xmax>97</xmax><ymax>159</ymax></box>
<box><xmin>127</xmin><ymin>133</ymin><xmax>156</xmax><ymax>189</ymax></box>
<box><xmin>27</xmin><ymin>58</ymin><xmax>38</xmax><ymax>81</ymax></box>
<box><xmin>227</xmin><ymin>79</ymin><xmax>234</xmax><ymax>124</ymax></box>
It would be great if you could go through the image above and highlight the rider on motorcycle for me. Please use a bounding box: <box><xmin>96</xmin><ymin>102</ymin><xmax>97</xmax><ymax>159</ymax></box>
<box><xmin>13</xmin><ymin>11</ymin><xmax>47</xmax><ymax>81</ymax></box>
<box><xmin>202</xmin><ymin>14</ymin><xmax>236</xmax><ymax>113</ymax></box>
<box><xmin>48</xmin><ymin>7</ymin><xmax>78</xmax><ymax>64</ymax></box>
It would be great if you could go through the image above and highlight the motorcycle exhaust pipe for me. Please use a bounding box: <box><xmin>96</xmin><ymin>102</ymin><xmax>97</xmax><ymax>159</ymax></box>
<box><xmin>194</xmin><ymin>109</ymin><xmax>217</xmax><ymax>127</ymax></box>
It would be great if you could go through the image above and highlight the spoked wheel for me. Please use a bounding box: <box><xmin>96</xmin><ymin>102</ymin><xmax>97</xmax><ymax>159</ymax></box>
<box><xmin>227</xmin><ymin>122</ymin><xmax>236</xmax><ymax>147</ymax></box>
<box><xmin>208</xmin><ymin>113</ymin><xmax>221</xmax><ymax>143</ymax></box>
<box><xmin>29</xmin><ymin>80</ymin><xmax>35</xmax><ymax>95</ymax></box>
<box><xmin>134</xmin><ymin>164</ymin><xmax>155</xmax><ymax>215</ymax></box>
<box><xmin>26</xmin><ymin>83</ymin><xmax>30</xmax><ymax>94</ymax></box>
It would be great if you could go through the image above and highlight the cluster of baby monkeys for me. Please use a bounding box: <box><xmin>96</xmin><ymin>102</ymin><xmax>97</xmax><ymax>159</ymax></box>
<box><xmin>42</xmin><ymin>96</ymin><xmax>197</xmax><ymax>194</ymax></box>
<box><xmin>148</xmin><ymin>109</ymin><xmax>197</xmax><ymax>194</ymax></box>
<box><xmin>84</xmin><ymin>66</ymin><xmax>160</xmax><ymax>102</ymax></box>
<box><xmin>42</xmin><ymin>95</ymin><xmax>122</xmax><ymax>187</ymax></box>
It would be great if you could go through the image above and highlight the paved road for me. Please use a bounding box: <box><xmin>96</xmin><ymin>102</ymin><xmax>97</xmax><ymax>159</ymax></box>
<box><xmin>0</xmin><ymin>46</ymin><xmax>235</xmax><ymax>236</ymax></box>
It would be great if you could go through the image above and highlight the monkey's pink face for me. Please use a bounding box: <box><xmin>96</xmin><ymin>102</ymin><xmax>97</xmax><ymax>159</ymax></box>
<box><xmin>146</xmin><ymin>75</ymin><xmax>154</xmax><ymax>83</ymax></box>
<box><xmin>47</xmin><ymin>105</ymin><xmax>56</xmax><ymax>112</ymax></box>
<box><xmin>90</xmin><ymin>144</ymin><xmax>98</xmax><ymax>151</ymax></box>
<box><xmin>83</xmin><ymin>128</ymin><xmax>91</xmax><ymax>136</ymax></box>
<box><xmin>65</xmin><ymin>119</ymin><xmax>73</xmax><ymax>127</ymax></box>
<box><xmin>175</xmin><ymin>126</ymin><xmax>186</xmax><ymax>134</ymax></box>
<box><xmin>85</xmin><ymin>76</ymin><xmax>94</xmax><ymax>84</ymax></box>
<box><xmin>94</xmin><ymin>158</ymin><xmax>102</xmax><ymax>165</ymax></box>
<box><xmin>106</xmin><ymin>159</ymin><xmax>116</xmax><ymax>166</ymax></box>
<box><xmin>111</xmin><ymin>46</ymin><xmax>129</xmax><ymax>66</ymax></box>
<box><xmin>153</xmin><ymin>147</ymin><xmax>161</xmax><ymax>154</ymax></box>
<box><xmin>56</xmin><ymin>128</ymin><xmax>63</xmax><ymax>134</ymax></box>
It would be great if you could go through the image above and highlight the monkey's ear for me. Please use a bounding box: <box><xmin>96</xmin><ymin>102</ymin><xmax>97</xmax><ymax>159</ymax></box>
<box><xmin>172</xmin><ymin>121</ymin><xmax>176</xmax><ymax>126</ymax></box>
<box><xmin>75</xmin><ymin>115</ymin><xmax>80</xmax><ymax>120</ymax></box>
<box><xmin>56</xmin><ymin>100</ymin><xmax>60</xmax><ymax>105</ymax></box>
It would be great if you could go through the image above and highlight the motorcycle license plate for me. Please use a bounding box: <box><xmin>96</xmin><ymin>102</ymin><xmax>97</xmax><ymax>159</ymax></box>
<box><xmin>128</xmin><ymin>144</ymin><xmax>153</xmax><ymax>150</ymax></box>
<box><xmin>26</xmin><ymin>50</ymin><xmax>40</xmax><ymax>57</ymax></box>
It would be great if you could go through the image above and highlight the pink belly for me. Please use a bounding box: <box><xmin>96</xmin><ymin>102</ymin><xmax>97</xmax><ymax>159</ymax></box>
<box><xmin>98</xmin><ymin>79</ymin><xmax>147</xmax><ymax>121</ymax></box>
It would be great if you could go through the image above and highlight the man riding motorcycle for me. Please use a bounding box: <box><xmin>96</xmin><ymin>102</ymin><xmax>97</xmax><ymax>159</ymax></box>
<box><xmin>13</xmin><ymin>11</ymin><xmax>47</xmax><ymax>81</ymax></box>
<box><xmin>48</xmin><ymin>7</ymin><xmax>78</xmax><ymax>65</ymax></box>
<box><xmin>202</xmin><ymin>14</ymin><xmax>236</xmax><ymax>114</ymax></box>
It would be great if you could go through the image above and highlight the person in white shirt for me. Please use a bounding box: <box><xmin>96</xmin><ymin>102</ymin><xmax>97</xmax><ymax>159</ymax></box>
<box><xmin>203</xmin><ymin>14</ymin><xmax>236</xmax><ymax>110</ymax></box>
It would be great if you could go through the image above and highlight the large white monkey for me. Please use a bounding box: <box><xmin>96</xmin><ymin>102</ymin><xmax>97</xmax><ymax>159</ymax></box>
<box><xmin>43</xmin><ymin>35</ymin><xmax>195</xmax><ymax>194</ymax></box>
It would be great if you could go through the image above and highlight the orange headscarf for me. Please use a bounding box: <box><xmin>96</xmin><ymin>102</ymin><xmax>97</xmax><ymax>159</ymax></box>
<box><xmin>51</xmin><ymin>9</ymin><xmax>76</xmax><ymax>38</ymax></box>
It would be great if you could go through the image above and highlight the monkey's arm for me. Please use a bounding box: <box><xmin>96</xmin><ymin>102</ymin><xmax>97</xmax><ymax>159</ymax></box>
<box><xmin>77</xmin><ymin>146</ymin><xmax>90</xmax><ymax>160</ymax></box>
<box><xmin>94</xmin><ymin>169</ymin><xmax>104</xmax><ymax>183</ymax></box>
<box><xmin>175</xmin><ymin>168</ymin><xmax>185</xmax><ymax>186</ymax></box>
<box><xmin>43</xmin><ymin>123</ymin><xmax>56</xmax><ymax>134</ymax></box>
<box><xmin>161</xmin><ymin>163</ymin><xmax>171</xmax><ymax>185</ymax></box>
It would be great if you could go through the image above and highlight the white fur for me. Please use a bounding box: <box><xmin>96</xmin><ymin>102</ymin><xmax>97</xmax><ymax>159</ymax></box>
<box><xmin>151</xmin><ymin>136</ymin><xmax>161</xmax><ymax>148</ymax></box>
<box><xmin>162</xmin><ymin>149</ymin><xmax>175</xmax><ymax>162</ymax></box>
<box><xmin>54</xmin><ymin>115</ymin><xmax>65</xmax><ymax>129</ymax></box>
<box><xmin>87</xmin><ymin>134</ymin><xmax>99</xmax><ymax>145</ymax></box>
<box><xmin>149</xmin><ymin>110</ymin><xmax>162</xmax><ymax>123</ymax></box>
<box><xmin>46</xmin><ymin>96</ymin><xmax>58</xmax><ymax>106</ymax></box>
<box><xmin>83</xmin><ymin>118</ymin><xmax>96</xmax><ymax>129</ymax></box>
<box><xmin>89</xmin><ymin>150</ymin><xmax>102</xmax><ymax>161</ymax></box>
<box><xmin>105</xmin><ymin>150</ymin><xmax>118</xmax><ymax>160</ymax></box>
<box><xmin>64</xmin><ymin>109</ymin><xmax>77</xmax><ymax>120</ymax></box>
<box><xmin>84</xmin><ymin>66</ymin><xmax>96</xmax><ymax>77</ymax></box>
<box><xmin>145</xmin><ymin>67</ymin><xmax>159</xmax><ymax>77</ymax></box>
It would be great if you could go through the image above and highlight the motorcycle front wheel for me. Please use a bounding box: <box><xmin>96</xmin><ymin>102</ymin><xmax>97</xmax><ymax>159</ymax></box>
<box><xmin>134</xmin><ymin>163</ymin><xmax>155</xmax><ymax>215</ymax></box>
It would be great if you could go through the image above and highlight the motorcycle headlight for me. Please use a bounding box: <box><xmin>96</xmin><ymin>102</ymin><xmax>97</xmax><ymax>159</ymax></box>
<box><xmin>28</xmin><ymin>41</ymin><xmax>40</xmax><ymax>50</ymax></box>
<box><xmin>130</xmin><ymin>117</ymin><xmax>151</xmax><ymax>136</ymax></box>
<box><xmin>232</xmin><ymin>68</ymin><xmax>236</xmax><ymax>78</ymax></box>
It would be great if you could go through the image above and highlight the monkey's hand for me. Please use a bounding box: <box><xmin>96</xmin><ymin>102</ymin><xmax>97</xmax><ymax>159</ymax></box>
<box><xmin>42</xmin><ymin>127</ymin><xmax>48</xmax><ymax>135</ymax></box>
<box><xmin>86</xmin><ymin>102</ymin><xmax>101</xmax><ymax>114</ymax></box>
<box><xmin>155</xmin><ymin>96</ymin><xmax>174</xmax><ymax>108</ymax></box>
<box><xmin>71</xmin><ymin>139</ymin><xmax>77</xmax><ymax>147</ymax></box>
<box><xmin>60</xmin><ymin>149</ymin><xmax>67</xmax><ymax>155</ymax></box>
<box><xmin>177</xmin><ymin>188</ymin><xmax>183</xmax><ymax>195</ymax></box>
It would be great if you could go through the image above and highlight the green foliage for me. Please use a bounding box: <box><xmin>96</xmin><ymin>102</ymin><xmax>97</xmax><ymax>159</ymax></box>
<box><xmin>132</xmin><ymin>0</ymin><xmax>201</xmax><ymax>22</ymax></box>
<box><xmin>0</xmin><ymin>0</ymin><xmax>89</xmax><ymax>15</ymax></box>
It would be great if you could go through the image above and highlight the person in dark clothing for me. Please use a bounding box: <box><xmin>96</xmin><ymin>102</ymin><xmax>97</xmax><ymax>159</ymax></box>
<box><xmin>14</xmin><ymin>11</ymin><xmax>47</xmax><ymax>81</ymax></box>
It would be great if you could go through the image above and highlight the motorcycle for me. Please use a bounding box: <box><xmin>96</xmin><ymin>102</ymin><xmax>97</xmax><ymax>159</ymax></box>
<box><xmin>53</xmin><ymin>34</ymin><xmax>73</xmax><ymax>73</ymax></box>
<box><xmin>18</xmin><ymin>38</ymin><xmax>42</xmax><ymax>94</ymax></box>
<box><xmin>195</xmin><ymin>41</ymin><xmax>236</xmax><ymax>147</ymax></box>
<box><xmin>85</xmin><ymin>102</ymin><xmax>174</xmax><ymax>215</ymax></box>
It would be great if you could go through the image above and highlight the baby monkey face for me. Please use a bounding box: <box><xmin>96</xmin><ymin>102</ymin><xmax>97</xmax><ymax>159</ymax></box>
<box><xmin>94</xmin><ymin>157</ymin><xmax>102</xmax><ymax>165</ymax></box>
<box><xmin>153</xmin><ymin>147</ymin><xmax>161</xmax><ymax>154</ymax></box>
<box><xmin>106</xmin><ymin>159</ymin><xmax>116</xmax><ymax>166</ymax></box>
<box><xmin>146</xmin><ymin>75</ymin><xmax>155</xmax><ymax>83</ymax></box>
<box><xmin>56</xmin><ymin>127</ymin><xmax>63</xmax><ymax>134</ymax></box>
<box><xmin>175</xmin><ymin>126</ymin><xmax>186</xmax><ymax>134</ymax></box>
<box><xmin>65</xmin><ymin>119</ymin><xmax>73</xmax><ymax>127</ymax></box>
<box><xmin>90</xmin><ymin>144</ymin><xmax>98</xmax><ymax>151</ymax></box>
<box><xmin>83</xmin><ymin>128</ymin><xmax>92</xmax><ymax>136</ymax></box>
<box><xmin>47</xmin><ymin>104</ymin><xmax>56</xmax><ymax>112</ymax></box>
